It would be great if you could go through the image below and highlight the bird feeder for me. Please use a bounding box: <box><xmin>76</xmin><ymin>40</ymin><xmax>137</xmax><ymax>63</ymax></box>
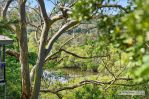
<box><xmin>0</xmin><ymin>35</ymin><xmax>13</xmax><ymax>83</ymax></box>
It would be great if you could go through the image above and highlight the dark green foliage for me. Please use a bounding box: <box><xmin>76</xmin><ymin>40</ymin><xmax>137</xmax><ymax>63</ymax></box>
<box><xmin>0</xmin><ymin>29</ymin><xmax>20</xmax><ymax>98</ymax></box>
<box><xmin>0</xmin><ymin>56</ymin><xmax>21</xmax><ymax>99</ymax></box>
<box><xmin>28</xmin><ymin>52</ymin><xmax>38</xmax><ymax>66</ymax></box>
<box><xmin>75</xmin><ymin>84</ymin><xmax>102</xmax><ymax>99</ymax></box>
<box><xmin>0</xmin><ymin>19</ymin><xmax>19</xmax><ymax>33</ymax></box>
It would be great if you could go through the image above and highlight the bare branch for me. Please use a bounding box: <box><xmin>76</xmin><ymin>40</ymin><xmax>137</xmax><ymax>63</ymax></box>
<box><xmin>37</xmin><ymin>0</ymin><xmax>49</xmax><ymax>22</ymax></box>
<box><xmin>40</xmin><ymin>83</ymin><xmax>86</xmax><ymax>93</ymax></box>
<box><xmin>98</xmin><ymin>4</ymin><xmax>129</xmax><ymax>13</ymax></box>
<box><xmin>40</xmin><ymin>77</ymin><xmax>134</xmax><ymax>94</ymax></box>
<box><xmin>46</xmin><ymin>20</ymin><xmax>79</xmax><ymax>55</ymax></box>
<box><xmin>45</xmin><ymin>34</ymin><xmax>105</xmax><ymax>62</ymax></box>
<box><xmin>2</xmin><ymin>0</ymin><xmax>13</xmax><ymax>19</ymax></box>
<box><xmin>35</xmin><ymin>25</ymin><xmax>42</xmax><ymax>44</ymax></box>
<box><xmin>50</xmin><ymin>14</ymin><xmax>64</xmax><ymax>23</ymax></box>
<box><xmin>60</xmin><ymin>37</ymin><xmax>75</xmax><ymax>49</ymax></box>
<box><xmin>45</xmin><ymin>36</ymin><xmax>76</xmax><ymax>62</ymax></box>
<box><xmin>6</xmin><ymin>49</ymin><xmax>20</xmax><ymax>60</ymax></box>
<box><xmin>27</xmin><ymin>22</ymin><xmax>42</xmax><ymax>31</ymax></box>
<box><xmin>69</xmin><ymin>0</ymin><xmax>79</xmax><ymax>7</ymax></box>
<box><xmin>61</xmin><ymin>49</ymin><xmax>107</xmax><ymax>59</ymax></box>
<box><xmin>26</xmin><ymin>22</ymin><xmax>42</xmax><ymax>43</ymax></box>
<box><xmin>101</xmin><ymin>59</ymin><xmax>116</xmax><ymax>78</ymax></box>
<box><xmin>26</xmin><ymin>5</ymin><xmax>43</xmax><ymax>24</ymax></box>
<box><xmin>49</xmin><ymin>0</ymin><xmax>57</xmax><ymax>6</ymax></box>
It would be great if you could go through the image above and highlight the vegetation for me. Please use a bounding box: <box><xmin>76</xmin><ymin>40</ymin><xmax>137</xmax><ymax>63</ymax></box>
<box><xmin>0</xmin><ymin>0</ymin><xmax>149</xmax><ymax>99</ymax></box>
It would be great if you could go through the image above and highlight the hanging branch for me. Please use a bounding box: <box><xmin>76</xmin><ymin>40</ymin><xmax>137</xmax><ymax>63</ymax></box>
<box><xmin>40</xmin><ymin>77</ymin><xmax>134</xmax><ymax>99</ymax></box>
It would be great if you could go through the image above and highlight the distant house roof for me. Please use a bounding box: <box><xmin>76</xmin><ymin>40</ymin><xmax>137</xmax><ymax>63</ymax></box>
<box><xmin>0</xmin><ymin>35</ymin><xmax>13</xmax><ymax>45</ymax></box>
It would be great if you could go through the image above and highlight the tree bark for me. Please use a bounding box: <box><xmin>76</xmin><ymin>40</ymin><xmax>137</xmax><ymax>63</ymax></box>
<box><xmin>19</xmin><ymin>0</ymin><xmax>31</xmax><ymax>98</ymax></box>
<box><xmin>31</xmin><ymin>0</ymin><xmax>50</xmax><ymax>98</ymax></box>
<box><xmin>2</xmin><ymin>0</ymin><xmax>12</xmax><ymax>19</ymax></box>
<box><xmin>31</xmin><ymin>24</ymin><xmax>49</xmax><ymax>99</ymax></box>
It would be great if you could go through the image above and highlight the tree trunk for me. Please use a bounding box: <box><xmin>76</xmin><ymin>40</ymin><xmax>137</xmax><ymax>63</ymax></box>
<box><xmin>31</xmin><ymin>50</ymin><xmax>46</xmax><ymax>99</ymax></box>
<box><xmin>19</xmin><ymin>0</ymin><xmax>31</xmax><ymax>98</ymax></box>
<box><xmin>31</xmin><ymin>23</ymin><xmax>49</xmax><ymax>99</ymax></box>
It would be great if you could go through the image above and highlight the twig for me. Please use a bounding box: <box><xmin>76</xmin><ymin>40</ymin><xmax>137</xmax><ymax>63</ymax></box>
<box><xmin>61</xmin><ymin>49</ymin><xmax>108</xmax><ymax>59</ymax></box>
<box><xmin>101</xmin><ymin>59</ymin><xmax>116</xmax><ymax>78</ymax></box>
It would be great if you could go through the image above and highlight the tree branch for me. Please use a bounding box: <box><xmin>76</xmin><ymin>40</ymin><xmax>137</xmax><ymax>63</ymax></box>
<box><xmin>50</xmin><ymin>14</ymin><xmax>64</xmax><ymax>23</ymax></box>
<box><xmin>6</xmin><ymin>49</ymin><xmax>20</xmax><ymax>60</ymax></box>
<box><xmin>45</xmin><ymin>36</ymin><xmax>75</xmax><ymax>62</ymax></box>
<box><xmin>60</xmin><ymin>49</ymin><xmax>107</xmax><ymax>59</ymax></box>
<box><xmin>40</xmin><ymin>77</ymin><xmax>134</xmax><ymax>94</ymax></box>
<box><xmin>37</xmin><ymin>0</ymin><xmax>49</xmax><ymax>23</ymax></box>
<box><xmin>99</xmin><ymin>4</ymin><xmax>129</xmax><ymax>13</ymax></box>
<box><xmin>2</xmin><ymin>0</ymin><xmax>13</xmax><ymax>19</ymax></box>
<box><xmin>101</xmin><ymin>59</ymin><xmax>116</xmax><ymax>78</ymax></box>
<box><xmin>46</xmin><ymin>20</ymin><xmax>79</xmax><ymax>55</ymax></box>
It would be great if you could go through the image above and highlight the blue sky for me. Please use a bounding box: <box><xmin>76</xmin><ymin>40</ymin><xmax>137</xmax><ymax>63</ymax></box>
<box><xmin>28</xmin><ymin>0</ymin><xmax>129</xmax><ymax>13</ymax></box>
<box><xmin>116</xmin><ymin>0</ymin><xmax>129</xmax><ymax>7</ymax></box>
<box><xmin>27</xmin><ymin>0</ymin><xmax>55</xmax><ymax>12</ymax></box>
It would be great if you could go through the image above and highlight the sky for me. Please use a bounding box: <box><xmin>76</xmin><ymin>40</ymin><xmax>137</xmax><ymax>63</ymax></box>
<box><xmin>27</xmin><ymin>0</ymin><xmax>55</xmax><ymax>12</ymax></box>
<box><xmin>28</xmin><ymin>0</ymin><xmax>129</xmax><ymax>13</ymax></box>
<box><xmin>116</xmin><ymin>0</ymin><xmax>129</xmax><ymax>7</ymax></box>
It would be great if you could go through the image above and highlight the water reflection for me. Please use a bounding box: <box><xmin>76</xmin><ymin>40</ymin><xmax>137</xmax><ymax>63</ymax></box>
<box><xmin>42</xmin><ymin>68</ymin><xmax>98</xmax><ymax>85</ymax></box>
<box><xmin>42</xmin><ymin>70</ymin><xmax>70</xmax><ymax>84</ymax></box>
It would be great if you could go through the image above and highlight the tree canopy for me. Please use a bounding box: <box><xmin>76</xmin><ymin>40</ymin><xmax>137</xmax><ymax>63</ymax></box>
<box><xmin>0</xmin><ymin>0</ymin><xmax>149</xmax><ymax>99</ymax></box>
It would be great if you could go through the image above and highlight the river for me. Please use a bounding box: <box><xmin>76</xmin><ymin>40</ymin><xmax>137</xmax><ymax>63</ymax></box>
<box><xmin>42</xmin><ymin>68</ymin><xmax>98</xmax><ymax>84</ymax></box>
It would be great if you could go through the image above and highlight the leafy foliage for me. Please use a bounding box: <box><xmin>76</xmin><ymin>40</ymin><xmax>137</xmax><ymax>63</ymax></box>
<box><xmin>1</xmin><ymin>0</ymin><xmax>149</xmax><ymax>98</ymax></box>
<box><xmin>75</xmin><ymin>84</ymin><xmax>102</xmax><ymax>99</ymax></box>
<box><xmin>122</xmin><ymin>0</ymin><xmax>149</xmax><ymax>82</ymax></box>
<box><xmin>71</xmin><ymin>0</ymin><xmax>102</xmax><ymax>20</ymax></box>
